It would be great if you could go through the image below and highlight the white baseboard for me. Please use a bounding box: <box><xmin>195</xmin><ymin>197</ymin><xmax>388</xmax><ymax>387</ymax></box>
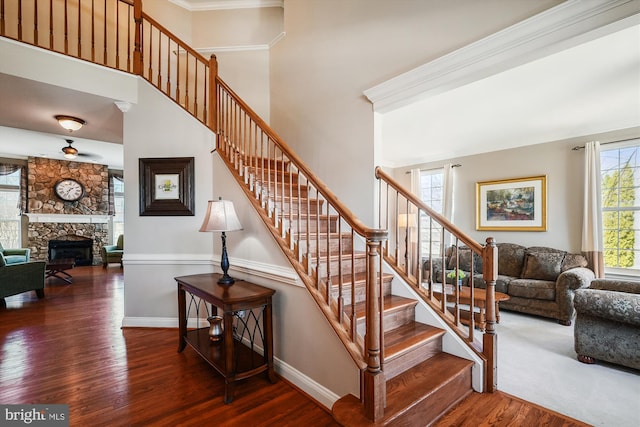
<box><xmin>274</xmin><ymin>358</ymin><xmax>340</xmax><ymax>410</ymax></box>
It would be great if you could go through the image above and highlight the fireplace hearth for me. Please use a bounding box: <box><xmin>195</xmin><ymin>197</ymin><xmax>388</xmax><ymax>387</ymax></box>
<box><xmin>48</xmin><ymin>236</ymin><xmax>93</xmax><ymax>266</ymax></box>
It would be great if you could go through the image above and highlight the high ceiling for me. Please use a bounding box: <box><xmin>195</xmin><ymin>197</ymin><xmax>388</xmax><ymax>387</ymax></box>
<box><xmin>380</xmin><ymin>23</ymin><xmax>640</xmax><ymax>167</ymax></box>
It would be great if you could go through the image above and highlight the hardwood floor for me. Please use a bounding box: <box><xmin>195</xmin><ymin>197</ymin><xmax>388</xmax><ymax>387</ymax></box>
<box><xmin>0</xmin><ymin>266</ymin><xmax>590</xmax><ymax>426</ymax></box>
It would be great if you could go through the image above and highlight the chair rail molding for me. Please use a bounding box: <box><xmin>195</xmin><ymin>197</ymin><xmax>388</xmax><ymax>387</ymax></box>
<box><xmin>364</xmin><ymin>0</ymin><xmax>640</xmax><ymax>113</ymax></box>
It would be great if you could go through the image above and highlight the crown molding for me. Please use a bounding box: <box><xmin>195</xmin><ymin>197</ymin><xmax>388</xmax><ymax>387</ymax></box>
<box><xmin>169</xmin><ymin>0</ymin><xmax>283</xmax><ymax>11</ymax></box>
<box><xmin>193</xmin><ymin>31</ymin><xmax>286</xmax><ymax>54</ymax></box>
<box><xmin>364</xmin><ymin>0</ymin><xmax>640</xmax><ymax>113</ymax></box>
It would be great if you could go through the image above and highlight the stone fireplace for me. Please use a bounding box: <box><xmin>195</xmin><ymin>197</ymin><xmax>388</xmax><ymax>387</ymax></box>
<box><xmin>27</xmin><ymin>214</ymin><xmax>109</xmax><ymax>265</ymax></box>
<box><xmin>26</xmin><ymin>157</ymin><xmax>111</xmax><ymax>266</ymax></box>
<box><xmin>48</xmin><ymin>235</ymin><xmax>94</xmax><ymax>266</ymax></box>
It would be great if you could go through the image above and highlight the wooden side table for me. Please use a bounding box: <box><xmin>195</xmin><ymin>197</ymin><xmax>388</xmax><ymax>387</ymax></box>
<box><xmin>175</xmin><ymin>273</ymin><xmax>276</xmax><ymax>403</ymax></box>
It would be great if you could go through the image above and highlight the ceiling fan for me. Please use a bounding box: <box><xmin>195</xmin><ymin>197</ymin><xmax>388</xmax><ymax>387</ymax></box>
<box><xmin>62</xmin><ymin>139</ymin><xmax>101</xmax><ymax>161</ymax></box>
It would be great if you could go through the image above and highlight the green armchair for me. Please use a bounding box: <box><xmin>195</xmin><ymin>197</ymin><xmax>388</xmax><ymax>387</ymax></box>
<box><xmin>0</xmin><ymin>258</ymin><xmax>46</xmax><ymax>301</ymax></box>
<box><xmin>0</xmin><ymin>241</ymin><xmax>30</xmax><ymax>264</ymax></box>
<box><xmin>102</xmin><ymin>235</ymin><xmax>124</xmax><ymax>268</ymax></box>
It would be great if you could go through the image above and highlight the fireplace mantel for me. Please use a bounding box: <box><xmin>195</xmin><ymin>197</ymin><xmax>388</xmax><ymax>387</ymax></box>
<box><xmin>26</xmin><ymin>213</ymin><xmax>110</xmax><ymax>224</ymax></box>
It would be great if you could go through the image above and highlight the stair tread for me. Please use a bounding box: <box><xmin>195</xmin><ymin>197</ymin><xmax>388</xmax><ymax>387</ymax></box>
<box><xmin>384</xmin><ymin>353</ymin><xmax>473</xmax><ymax>415</ymax></box>
<box><xmin>384</xmin><ymin>322</ymin><xmax>445</xmax><ymax>359</ymax></box>
<box><xmin>353</xmin><ymin>295</ymin><xmax>417</xmax><ymax>319</ymax></box>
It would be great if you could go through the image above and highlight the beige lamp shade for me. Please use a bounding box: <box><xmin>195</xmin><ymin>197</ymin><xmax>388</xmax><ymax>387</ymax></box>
<box><xmin>199</xmin><ymin>199</ymin><xmax>243</xmax><ymax>232</ymax></box>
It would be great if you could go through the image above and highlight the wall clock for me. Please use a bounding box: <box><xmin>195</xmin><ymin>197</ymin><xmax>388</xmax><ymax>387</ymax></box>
<box><xmin>54</xmin><ymin>178</ymin><xmax>85</xmax><ymax>202</ymax></box>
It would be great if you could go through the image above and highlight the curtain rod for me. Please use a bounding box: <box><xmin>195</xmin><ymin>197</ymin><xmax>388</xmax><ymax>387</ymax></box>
<box><xmin>572</xmin><ymin>137</ymin><xmax>639</xmax><ymax>151</ymax></box>
<box><xmin>405</xmin><ymin>164</ymin><xmax>462</xmax><ymax>174</ymax></box>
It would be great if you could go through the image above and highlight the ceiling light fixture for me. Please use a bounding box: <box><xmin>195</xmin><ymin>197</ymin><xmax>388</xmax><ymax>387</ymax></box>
<box><xmin>62</xmin><ymin>139</ymin><xmax>78</xmax><ymax>160</ymax></box>
<box><xmin>55</xmin><ymin>115</ymin><xmax>85</xmax><ymax>132</ymax></box>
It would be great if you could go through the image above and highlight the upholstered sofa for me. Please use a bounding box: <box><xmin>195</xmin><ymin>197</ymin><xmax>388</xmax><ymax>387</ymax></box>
<box><xmin>0</xmin><ymin>242</ymin><xmax>30</xmax><ymax>264</ymax></box>
<box><xmin>101</xmin><ymin>234</ymin><xmax>123</xmax><ymax>268</ymax></box>
<box><xmin>0</xmin><ymin>258</ymin><xmax>46</xmax><ymax>302</ymax></box>
<box><xmin>425</xmin><ymin>243</ymin><xmax>595</xmax><ymax>325</ymax></box>
<box><xmin>574</xmin><ymin>279</ymin><xmax>640</xmax><ymax>370</ymax></box>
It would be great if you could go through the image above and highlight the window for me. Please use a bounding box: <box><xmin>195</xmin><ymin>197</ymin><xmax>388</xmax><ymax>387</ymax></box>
<box><xmin>419</xmin><ymin>169</ymin><xmax>444</xmax><ymax>256</ymax></box>
<box><xmin>0</xmin><ymin>169</ymin><xmax>22</xmax><ymax>247</ymax></box>
<box><xmin>601</xmin><ymin>141</ymin><xmax>640</xmax><ymax>272</ymax></box>
<box><xmin>112</xmin><ymin>176</ymin><xmax>124</xmax><ymax>242</ymax></box>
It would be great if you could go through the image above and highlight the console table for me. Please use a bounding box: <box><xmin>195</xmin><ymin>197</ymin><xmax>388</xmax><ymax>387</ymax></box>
<box><xmin>175</xmin><ymin>273</ymin><xmax>276</xmax><ymax>403</ymax></box>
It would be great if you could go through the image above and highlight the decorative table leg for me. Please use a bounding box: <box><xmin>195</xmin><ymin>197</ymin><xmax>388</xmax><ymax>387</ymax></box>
<box><xmin>177</xmin><ymin>286</ymin><xmax>187</xmax><ymax>353</ymax></box>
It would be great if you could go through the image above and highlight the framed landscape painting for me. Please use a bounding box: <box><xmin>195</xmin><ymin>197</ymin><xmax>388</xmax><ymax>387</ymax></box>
<box><xmin>476</xmin><ymin>175</ymin><xmax>547</xmax><ymax>231</ymax></box>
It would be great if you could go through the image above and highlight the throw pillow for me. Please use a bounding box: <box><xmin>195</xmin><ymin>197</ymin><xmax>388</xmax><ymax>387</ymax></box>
<box><xmin>561</xmin><ymin>253</ymin><xmax>588</xmax><ymax>272</ymax></box>
<box><xmin>521</xmin><ymin>252</ymin><xmax>565</xmax><ymax>281</ymax></box>
<box><xmin>446</xmin><ymin>246</ymin><xmax>483</xmax><ymax>273</ymax></box>
<box><xmin>497</xmin><ymin>243</ymin><xmax>527</xmax><ymax>277</ymax></box>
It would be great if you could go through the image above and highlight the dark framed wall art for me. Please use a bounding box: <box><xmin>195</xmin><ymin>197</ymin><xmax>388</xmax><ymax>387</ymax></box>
<box><xmin>139</xmin><ymin>157</ymin><xmax>195</xmax><ymax>216</ymax></box>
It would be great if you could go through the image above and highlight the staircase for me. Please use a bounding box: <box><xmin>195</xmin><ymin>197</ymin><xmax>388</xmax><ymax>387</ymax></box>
<box><xmin>1</xmin><ymin>1</ymin><xmax>500</xmax><ymax>424</ymax></box>
<box><xmin>227</xmin><ymin>156</ymin><xmax>475</xmax><ymax>425</ymax></box>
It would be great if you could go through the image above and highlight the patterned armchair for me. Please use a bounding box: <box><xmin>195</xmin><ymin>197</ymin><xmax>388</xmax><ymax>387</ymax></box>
<box><xmin>574</xmin><ymin>279</ymin><xmax>640</xmax><ymax>370</ymax></box>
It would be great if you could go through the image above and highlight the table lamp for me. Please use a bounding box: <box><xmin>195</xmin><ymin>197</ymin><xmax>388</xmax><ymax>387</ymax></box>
<box><xmin>199</xmin><ymin>198</ymin><xmax>243</xmax><ymax>284</ymax></box>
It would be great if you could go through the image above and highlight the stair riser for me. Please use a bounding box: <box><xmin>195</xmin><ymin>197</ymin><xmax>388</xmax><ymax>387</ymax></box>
<box><xmin>384</xmin><ymin>338</ymin><xmax>443</xmax><ymax>380</ymax></box>
<box><xmin>258</xmin><ymin>182</ymin><xmax>308</xmax><ymax>197</ymax></box>
<box><xmin>272</xmin><ymin>200</ymin><xmax>322</xmax><ymax>215</ymax></box>
<box><xmin>356</xmin><ymin>303</ymin><xmax>416</xmax><ymax>335</ymax></box>
<box><xmin>314</xmin><ymin>256</ymin><xmax>366</xmax><ymax>277</ymax></box>
<box><xmin>285</xmin><ymin>218</ymin><xmax>338</xmax><ymax>233</ymax></box>
<box><xmin>296</xmin><ymin>236</ymin><xmax>354</xmax><ymax>257</ymax></box>
<box><xmin>331</xmin><ymin>280</ymin><xmax>392</xmax><ymax>305</ymax></box>
<box><xmin>249</xmin><ymin>169</ymin><xmax>299</xmax><ymax>184</ymax></box>
<box><xmin>390</xmin><ymin>367</ymin><xmax>472</xmax><ymax>426</ymax></box>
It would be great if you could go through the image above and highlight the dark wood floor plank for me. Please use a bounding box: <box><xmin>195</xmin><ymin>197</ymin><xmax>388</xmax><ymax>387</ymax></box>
<box><xmin>1</xmin><ymin>266</ymin><xmax>590</xmax><ymax>426</ymax></box>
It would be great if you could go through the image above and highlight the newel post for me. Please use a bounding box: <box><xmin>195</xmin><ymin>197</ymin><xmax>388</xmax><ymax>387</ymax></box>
<box><xmin>482</xmin><ymin>237</ymin><xmax>498</xmax><ymax>392</ymax></box>
<box><xmin>133</xmin><ymin>0</ymin><xmax>143</xmax><ymax>76</ymax></box>
<box><xmin>363</xmin><ymin>233</ymin><xmax>386</xmax><ymax>421</ymax></box>
<box><xmin>208</xmin><ymin>54</ymin><xmax>218</xmax><ymax>135</ymax></box>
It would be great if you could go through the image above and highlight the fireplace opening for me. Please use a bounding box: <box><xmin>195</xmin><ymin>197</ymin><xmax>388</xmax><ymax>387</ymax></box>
<box><xmin>48</xmin><ymin>236</ymin><xmax>93</xmax><ymax>266</ymax></box>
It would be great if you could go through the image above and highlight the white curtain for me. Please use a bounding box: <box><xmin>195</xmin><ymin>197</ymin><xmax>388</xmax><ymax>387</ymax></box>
<box><xmin>410</xmin><ymin>168</ymin><xmax>421</xmax><ymax>197</ymax></box>
<box><xmin>442</xmin><ymin>163</ymin><xmax>455</xmax><ymax>222</ymax></box>
<box><xmin>581</xmin><ymin>141</ymin><xmax>604</xmax><ymax>278</ymax></box>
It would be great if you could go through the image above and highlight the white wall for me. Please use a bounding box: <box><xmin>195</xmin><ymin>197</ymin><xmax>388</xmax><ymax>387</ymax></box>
<box><xmin>392</xmin><ymin>127</ymin><xmax>640</xmax><ymax>253</ymax></box>
<box><xmin>122</xmin><ymin>79</ymin><xmax>216</xmax><ymax>321</ymax></box>
<box><xmin>269</xmin><ymin>0</ymin><xmax>564</xmax><ymax>224</ymax></box>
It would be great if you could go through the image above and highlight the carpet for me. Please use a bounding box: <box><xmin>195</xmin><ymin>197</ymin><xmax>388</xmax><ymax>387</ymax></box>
<box><xmin>497</xmin><ymin>310</ymin><xmax>639</xmax><ymax>427</ymax></box>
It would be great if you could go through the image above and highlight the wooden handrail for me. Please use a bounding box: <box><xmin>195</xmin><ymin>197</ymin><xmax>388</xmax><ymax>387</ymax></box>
<box><xmin>375</xmin><ymin>164</ymin><xmax>498</xmax><ymax>392</ymax></box>
<box><xmin>375</xmin><ymin>166</ymin><xmax>482</xmax><ymax>253</ymax></box>
<box><xmin>140</xmin><ymin>12</ymin><xmax>208</xmax><ymax>64</ymax></box>
<box><xmin>216</xmin><ymin>78</ymin><xmax>386</xmax><ymax>241</ymax></box>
